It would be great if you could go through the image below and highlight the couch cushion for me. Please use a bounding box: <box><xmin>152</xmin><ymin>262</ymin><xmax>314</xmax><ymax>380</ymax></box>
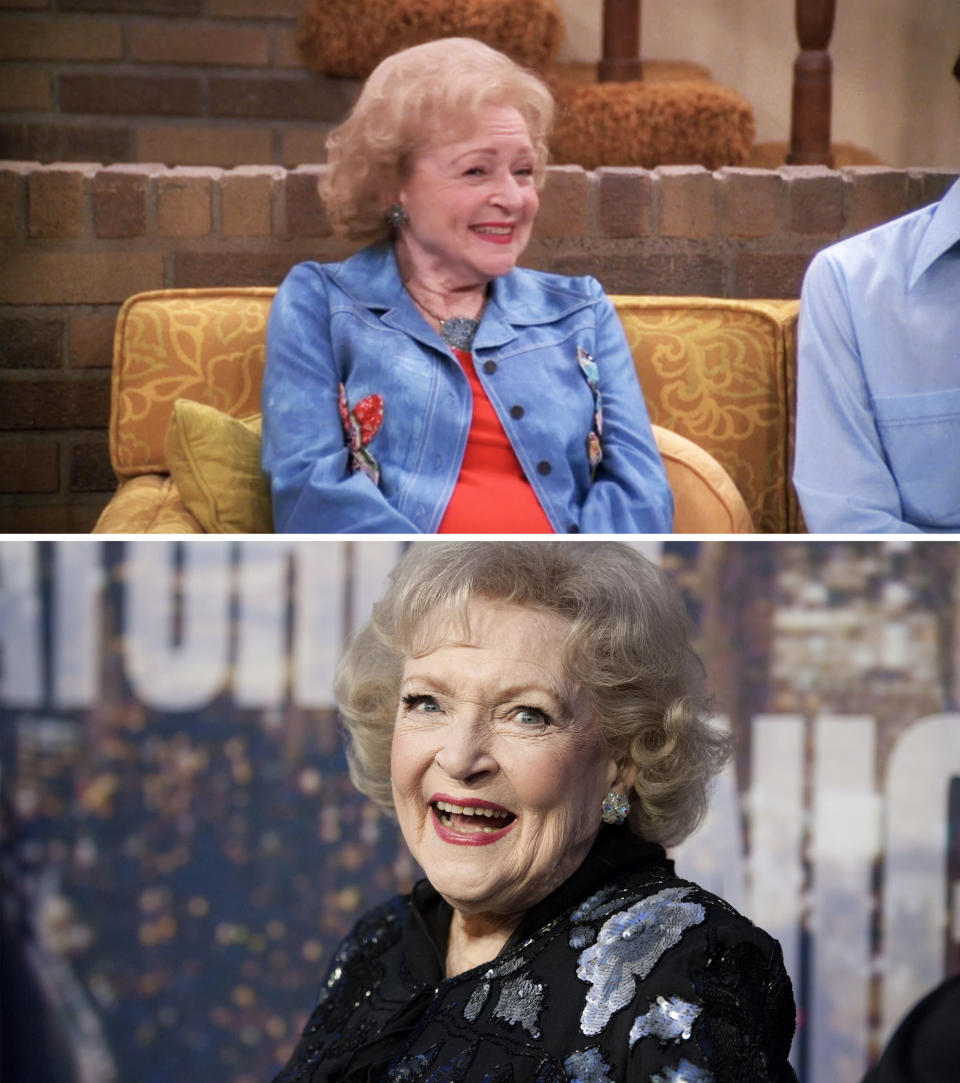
<box><xmin>164</xmin><ymin>399</ymin><xmax>273</xmax><ymax>534</ymax></box>
<box><xmin>91</xmin><ymin>474</ymin><xmax>205</xmax><ymax>534</ymax></box>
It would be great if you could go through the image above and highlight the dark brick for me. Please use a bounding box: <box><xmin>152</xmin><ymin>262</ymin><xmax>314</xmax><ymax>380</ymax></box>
<box><xmin>718</xmin><ymin>168</ymin><xmax>783</xmax><ymax>238</ymax></box>
<box><xmin>129</xmin><ymin>21</ymin><xmax>269</xmax><ymax>66</ymax></box>
<box><xmin>70</xmin><ymin>436</ymin><xmax>114</xmax><ymax>491</ymax></box>
<box><xmin>598</xmin><ymin>251</ymin><xmax>725</xmax><ymax>296</ymax></box>
<box><xmin>0</xmin><ymin>165</ymin><xmax>26</xmax><ymax>238</ymax></box>
<box><xmin>210</xmin><ymin>0</ymin><xmax>305</xmax><ymax>15</ymax></box>
<box><xmin>845</xmin><ymin>168</ymin><xmax>910</xmax><ymax>235</ymax></box>
<box><xmin>0</xmin><ymin>122</ymin><xmax>131</xmax><ymax>164</ymax></box>
<box><xmin>907</xmin><ymin>169</ymin><xmax>960</xmax><ymax>211</ymax></box>
<box><xmin>782</xmin><ymin>166</ymin><xmax>844</xmax><ymax>234</ymax></box>
<box><xmin>595</xmin><ymin>168</ymin><xmax>653</xmax><ymax>238</ymax></box>
<box><xmin>93</xmin><ymin>168</ymin><xmax>148</xmax><ymax>238</ymax></box>
<box><xmin>70</xmin><ymin>311</ymin><xmax>118</xmax><ymax>368</ymax></box>
<box><xmin>657</xmin><ymin>166</ymin><xmax>716</xmax><ymax>238</ymax></box>
<box><xmin>525</xmin><ymin>242</ymin><xmax>725</xmax><ymax>296</ymax></box>
<box><xmin>60</xmin><ymin>73</ymin><xmax>203</xmax><ymax>116</ymax></box>
<box><xmin>59</xmin><ymin>0</ymin><xmax>203</xmax><ymax>12</ymax></box>
<box><xmin>0</xmin><ymin>501</ymin><xmax>105</xmax><ymax>533</ymax></box>
<box><xmin>534</xmin><ymin>166</ymin><xmax>588</xmax><ymax>239</ymax></box>
<box><xmin>0</xmin><ymin>375</ymin><xmax>110</xmax><ymax>430</ymax></box>
<box><xmin>28</xmin><ymin>165</ymin><xmax>90</xmax><ymax>239</ymax></box>
<box><xmin>734</xmin><ymin>251</ymin><xmax>814</xmax><ymax>299</ymax></box>
<box><xmin>0</xmin><ymin>317</ymin><xmax>64</xmax><ymax>369</ymax></box>
<box><xmin>0</xmin><ymin>440</ymin><xmax>59</xmax><ymax>494</ymax></box>
<box><xmin>284</xmin><ymin>169</ymin><xmax>331</xmax><ymax>238</ymax></box>
<box><xmin>171</xmin><ymin>248</ymin><xmax>351</xmax><ymax>288</ymax></box>
<box><xmin>208</xmin><ymin>75</ymin><xmax>358</xmax><ymax>122</ymax></box>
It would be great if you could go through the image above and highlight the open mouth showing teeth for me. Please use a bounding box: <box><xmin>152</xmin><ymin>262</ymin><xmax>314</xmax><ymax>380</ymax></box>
<box><xmin>473</xmin><ymin>226</ymin><xmax>512</xmax><ymax>235</ymax></box>
<box><xmin>432</xmin><ymin>800</ymin><xmax>516</xmax><ymax>832</ymax></box>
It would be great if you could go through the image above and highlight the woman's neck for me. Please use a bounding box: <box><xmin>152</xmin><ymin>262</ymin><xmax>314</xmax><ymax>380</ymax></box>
<box><xmin>445</xmin><ymin>908</ymin><xmax>522</xmax><ymax>978</ymax></box>
<box><xmin>394</xmin><ymin>239</ymin><xmax>488</xmax><ymax>321</ymax></box>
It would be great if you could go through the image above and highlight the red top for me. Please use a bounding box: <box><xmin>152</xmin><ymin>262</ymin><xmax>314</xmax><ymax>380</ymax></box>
<box><xmin>438</xmin><ymin>347</ymin><xmax>555</xmax><ymax>533</ymax></box>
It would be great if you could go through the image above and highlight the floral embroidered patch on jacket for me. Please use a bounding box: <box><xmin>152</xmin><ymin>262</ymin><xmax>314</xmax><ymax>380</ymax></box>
<box><xmin>578</xmin><ymin>346</ymin><xmax>603</xmax><ymax>481</ymax></box>
<box><xmin>338</xmin><ymin>384</ymin><xmax>384</xmax><ymax>486</ymax></box>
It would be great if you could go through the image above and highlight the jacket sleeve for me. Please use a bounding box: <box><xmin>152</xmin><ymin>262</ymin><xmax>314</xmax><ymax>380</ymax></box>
<box><xmin>793</xmin><ymin>251</ymin><xmax>922</xmax><ymax>533</ymax></box>
<box><xmin>626</xmin><ymin>923</ymin><xmax>799</xmax><ymax>1083</ymax></box>
<box><xmin>262</xmin><ymin>264</ymin><xmax>421</xmax><ymax>534</ymax></box>
<box><xmin>578</xmin><ymin>288</ymin><xmax>674</xmax><ymax>533</ymax></box>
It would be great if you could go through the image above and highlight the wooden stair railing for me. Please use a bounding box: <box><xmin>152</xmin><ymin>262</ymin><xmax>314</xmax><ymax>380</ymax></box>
<box><xmin>598</xmin><ymin>0</ymin><xmax>837</xmax><ymax>166</ymax></box>
<box><xmin>787</xmin><ymin>0</ymin><xmax>836</xmax><ymax>165</ymax></box>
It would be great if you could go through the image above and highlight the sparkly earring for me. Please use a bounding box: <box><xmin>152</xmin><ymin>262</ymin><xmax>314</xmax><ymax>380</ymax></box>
<box><xmin>385</xmin><ymin>202</ymin><xmax>408</xmax><ymax>228</ymax></box>
<box><xmin>601</xmin><ymin>791</ymin><xmax>630</xmax><ymax>825</ymax></box>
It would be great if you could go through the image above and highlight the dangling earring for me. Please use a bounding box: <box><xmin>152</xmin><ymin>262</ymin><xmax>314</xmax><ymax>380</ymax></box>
<box><xmin>385</xmin><ymin>202</ymin><xmax>408</xmax><ymax>229</ymax></box>
<box><xmin>601</xmin><ymin>791</ymin><xmax>630</xmax><ymax>825</ymax></box>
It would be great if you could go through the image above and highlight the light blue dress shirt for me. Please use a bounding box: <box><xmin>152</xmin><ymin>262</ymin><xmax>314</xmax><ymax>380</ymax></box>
<box><xmin>261</xmin><ymin>243</ymin><xmax>673</xmax><ymax>534</ymax></box>
<box><xmin>794</xmin><ymin>178</ymin><xmax>960</xmax><ymax>532</ymax></box>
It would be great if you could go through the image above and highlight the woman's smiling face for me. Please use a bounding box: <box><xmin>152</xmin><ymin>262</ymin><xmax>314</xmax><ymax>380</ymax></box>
<box><xmin>390</xmin><ymin>597</ymin><xmax>620</xmax><ymax>922</ymax></box>
<box><xmin>394</xmin><ymin>104</ymin><xmax>540</xmax><ymax>287</ymax></box>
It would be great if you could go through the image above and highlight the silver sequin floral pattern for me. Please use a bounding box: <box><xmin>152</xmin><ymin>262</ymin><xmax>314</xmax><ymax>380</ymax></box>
<box><xmin>650</xmin><ymin>1057</ymin><xmax>715</xmax><ymax>1083</ymax></box>
<box><xmin>492</xmin><ymin>976</ymin><xmax>545</xmax><ymax>1038</ymax></box>
<box><xmin>563</xmin><ymin>1047</ymin><xmax>616</xmax><ymax>1083</ymax></box>
<box><xmin>576</xmin><ymin>886</ymin><xmax>706</xmax><ymax>1036</ymax></box>
<box><xmin>629</xmin><ymin>995</ymin><xmax>702</xmax><ymax>1047</ymax></box>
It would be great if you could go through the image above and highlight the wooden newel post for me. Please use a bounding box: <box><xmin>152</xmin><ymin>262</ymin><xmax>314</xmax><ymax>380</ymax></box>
<box><xmin>787</xmin><ymin>0</ymin><xmax>837</xmax><ymax>165</ymax></box>
<box><xmin>599</xmin><ymin>0</ymin><xmax>643</xmax><ymax>83</ymax></box>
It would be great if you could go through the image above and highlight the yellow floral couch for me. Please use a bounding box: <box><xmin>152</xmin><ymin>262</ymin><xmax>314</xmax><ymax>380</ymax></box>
<box><xmin>92</xmin><ymin>288</ymin><xmax>800</xmax><ymax>534</ymax></box>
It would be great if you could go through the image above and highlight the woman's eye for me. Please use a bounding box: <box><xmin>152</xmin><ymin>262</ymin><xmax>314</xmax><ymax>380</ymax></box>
<box><xmin>464</xmin><ymin>166</ymin><xmax>486</xmax><ymax>177</ymax></box>
<box><xmin>402</xmin><ymin>693</ymin><xmax>441</xmax><ymax>713</ymax></box>
<box><xmin>514</xmin><ymin>167</ymin><xmax>534</xmax><ymax>177</ymax></box>
<box><xmin>514</xmin><ymin>706</ymin><xmax>550</xmax><ymax>728</ymax></box>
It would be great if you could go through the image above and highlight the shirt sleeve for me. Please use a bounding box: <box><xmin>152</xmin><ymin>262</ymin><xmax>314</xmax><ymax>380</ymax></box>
<box><xmin>793</xmin><ymin>250</ymin><xmax>923</xmax><ymax>533</ymax></box>
<box><xmin>262</xmin><ymin>264</ymin><xmax>421</xmax><ymax>534</ymax></box>
<box><xmin>577</xmin><ymin>288</ymin><xmax>674</xmax><ymax>533</ymax></box>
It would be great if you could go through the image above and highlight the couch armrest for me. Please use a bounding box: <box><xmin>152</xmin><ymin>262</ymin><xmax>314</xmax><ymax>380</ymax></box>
<box><xmin>652</xmin><ymin>425</ymin><xmax>754</xmax><ymax>533</ymax></box>
<box><xmin>91</xmin><ymin>475</ymin><xmax>205</xmax><ymax>534</ymax></box>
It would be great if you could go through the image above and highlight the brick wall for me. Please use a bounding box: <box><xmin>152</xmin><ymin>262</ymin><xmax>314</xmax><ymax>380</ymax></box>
<box><xmin>1</xmin><ymin>160</ymin><xmax>957</xmax><ymax>531</ymax></box>
<box><xmin>0</xmin><ymin>0</ymin><xmax>355</xmax><ymax>167</ymax></box>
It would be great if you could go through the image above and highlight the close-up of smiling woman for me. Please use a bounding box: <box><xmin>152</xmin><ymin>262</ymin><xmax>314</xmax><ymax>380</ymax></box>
<box><xmin>261</xmin><ymin>38</ymin><xmax>672</xmax><ymax>535</ymax></box>
<box><xmin>271</xmin><ymin>541</ymin><xmax>798</xmax><ymax>1082</ymax></box>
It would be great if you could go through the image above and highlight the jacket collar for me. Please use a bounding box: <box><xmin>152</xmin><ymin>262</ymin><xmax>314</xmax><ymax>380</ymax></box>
<box><xmin>329</xmin><ymin>242</ymin><xmax>595</xmax><ymax>352</ymax></box>
<box><xmin>909</xmin><ymin>177</ymin><xmax>960</xmax><ymax>290</ymax></box>
<box><xmin>404</xmin><ymin>827</ymin><xmax>672</xmax><ymax>986</ymax></box>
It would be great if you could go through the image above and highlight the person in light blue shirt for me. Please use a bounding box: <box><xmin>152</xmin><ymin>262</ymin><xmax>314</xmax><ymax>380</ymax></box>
<box><xmin>793</xmin><ymin>174</ymin><xmax>960</xmax><ymax>533</ymax></box>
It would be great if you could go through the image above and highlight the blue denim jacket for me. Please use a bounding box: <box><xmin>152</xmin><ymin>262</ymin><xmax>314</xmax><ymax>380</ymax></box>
<box><xmin>262</xmin><ymin>243</ymin><xmax>672</xmax><ymax>533</ymax></box>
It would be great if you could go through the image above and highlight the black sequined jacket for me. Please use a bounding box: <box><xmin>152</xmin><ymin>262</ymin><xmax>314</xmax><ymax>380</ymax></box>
<box><xmin>272</xmin><ymin>827</ymin><xmax>798</xmax><ymax>1083</ymax></box>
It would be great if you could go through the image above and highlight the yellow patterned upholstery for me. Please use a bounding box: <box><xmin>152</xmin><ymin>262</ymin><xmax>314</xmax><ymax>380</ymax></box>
<box><xmin>109</xmin><ymin>288</ymin><xmax>274</xmax><ymax>477</ymax></box>
<box><xmin>93</xmin><ymin>287</ymin><xmax>799</xmax><ymax>534</ymax></box>
<box><xmin>612</xmin><ymin>296</ymin><xmax>799</xmax><ymax>533</ymax></box>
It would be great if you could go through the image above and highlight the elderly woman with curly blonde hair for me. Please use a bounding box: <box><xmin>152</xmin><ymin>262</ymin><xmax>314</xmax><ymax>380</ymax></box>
<box><xmin>272</xmin><ymin>541</ymin><xmax>797</xmax><ymax>1082</ymax></box>
<box><xmin>262</xmin><ymin>38</ymin><xmax>671</xmax><ymax>534</ymax></box>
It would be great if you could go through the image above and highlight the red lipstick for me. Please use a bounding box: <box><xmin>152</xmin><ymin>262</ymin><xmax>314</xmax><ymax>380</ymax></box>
<box><xmin>428</xmin><ymin>793</ymin><xmax>516</xmax><ymax>846</ymax></box>
<box><xmin>470</xmin><ymin>223</ymin><xmax>516</xmax><ymax>245</ymax></box>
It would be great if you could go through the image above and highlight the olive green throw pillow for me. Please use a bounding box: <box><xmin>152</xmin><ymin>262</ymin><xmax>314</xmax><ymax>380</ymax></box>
<box><xmin>164</xmin><ymin>399</ymin><xmax>273</xmax><ymax>533</ymax></box>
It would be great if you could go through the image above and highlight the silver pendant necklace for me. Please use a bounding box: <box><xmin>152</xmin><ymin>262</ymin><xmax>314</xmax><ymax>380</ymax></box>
<box><xmin>406</xmin><ymin>287</ymin><xmax>483</xmax><ymax>351</ymax></box>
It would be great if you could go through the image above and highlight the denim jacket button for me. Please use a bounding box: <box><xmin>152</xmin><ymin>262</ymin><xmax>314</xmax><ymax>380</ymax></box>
<box><xmin>510</xmin><ymin>405</ymin><xmax>524</xmax><ymax>419</ymax></box>
<box><xmin>537</xmin><ymin>460</ymin><xmax>552</xmax><ymax>476</ymax></box>
<box><xmin>567</xmin><ymin>524</ymin><xmax>580</xmax><ymax>533</ymax></box>
<box><xmin>482</xmin><ymin>360</ymin><xmax>497</xmax><ymax>375</ymax></box>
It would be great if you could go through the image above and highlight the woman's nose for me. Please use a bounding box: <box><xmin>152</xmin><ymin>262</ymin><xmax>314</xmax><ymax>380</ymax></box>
<box><xmin>434</xmin><ymin>720</ymin><xmax>497</xmax><ymax>780</ymax></box>
<box><xmin>489</xmin><ymin>171</ymin><xmax>523</xmax><ymax>212</ymax></box>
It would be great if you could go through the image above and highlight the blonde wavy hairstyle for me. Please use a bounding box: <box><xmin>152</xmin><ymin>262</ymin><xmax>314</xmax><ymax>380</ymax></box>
<box><xmin>334</xmin><ymin>541</ymin><xmax>731</xmax><ymax>848</ymax></box>
<box><xmin>322</xmin><ymin>38</ymin><xmax>555</xmax><ymax>243</ymax></box>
